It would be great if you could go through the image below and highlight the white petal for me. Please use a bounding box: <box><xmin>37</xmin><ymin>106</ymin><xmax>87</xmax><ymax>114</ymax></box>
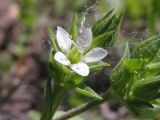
<box><xmin>56</xmin><ymin>26</ymin><xmax>72</xmax><ymax>52</ymax></box>
<box><xmin>70</xmin><ymin>62</ymin><xmax>89</xmax><ymax>76</ymax></box>
<box><xmin>82</xmin><ymin>48</ymin><xmax>108</xmax><ymax>63</ymax></box>
<box><xmin>54</xmin><ymin>52</ymin><xmax>70</xmax><ymax>65</ymax></box>
<box><xmin>77</xmin><ymin>28</ymin><xmax>92</xmax><ymax>52</ymax></box>
<box><xmin>82</xmin><ymin>28</ymin><xmax>92</xmax><ymax>44</ymax></box>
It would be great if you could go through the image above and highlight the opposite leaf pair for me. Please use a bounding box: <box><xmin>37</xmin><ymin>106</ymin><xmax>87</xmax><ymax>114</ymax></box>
<box><xmin>110</xmin><ymin>35</ymin><xmax>160</xmax><ymax>115</ymax></box>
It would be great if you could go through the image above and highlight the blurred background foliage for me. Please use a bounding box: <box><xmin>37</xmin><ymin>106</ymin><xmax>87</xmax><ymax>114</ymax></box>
<box><xmin>0</xmin><ymin>0</ymin><xmax>159</xmax><ymax>120</ymax></box>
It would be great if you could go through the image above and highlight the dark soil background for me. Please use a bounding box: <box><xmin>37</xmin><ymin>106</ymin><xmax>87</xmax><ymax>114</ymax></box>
<box><xmin>0</xmin><ymin>0</ymin><xmax>159</xmax><ymax>120</ymax></box>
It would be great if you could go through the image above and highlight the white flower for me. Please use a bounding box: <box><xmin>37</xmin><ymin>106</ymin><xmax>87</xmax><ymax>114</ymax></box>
<box><xmin>54</xmin><ymin>26</ymin><xmax>108</xmax><ymax>76</ymax></box>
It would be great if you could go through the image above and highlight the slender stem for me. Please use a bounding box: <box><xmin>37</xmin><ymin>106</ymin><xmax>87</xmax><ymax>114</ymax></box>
<box><xmin>40</xmin><ymin>79</ymin><xmax>69</xmax><ymax>120</ymax></box>
<box><xmin>51</xmin><ymin>84</ymin><xmax>68</xmax><ymax>117</ymax></box>
<box><xmin>40</xmin><ymin>78</ymin><xmax>53</xmax><ymax>120</ymax></box>
<box><xmin>53</xmin><ymin>88</ymin><xmax>116</xmax><ymax>120</ymax></box>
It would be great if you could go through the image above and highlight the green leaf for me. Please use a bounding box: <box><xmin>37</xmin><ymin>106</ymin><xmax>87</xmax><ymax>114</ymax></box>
<box><xmin>92</xmin><ymin>10</ymin><xmax>123</xmax><ymax>48</ymax></box>
<box><xmin>130</xmin><ymin>97</ymin><xmax>154</xmax><ymax>108</ymax></box>
<box><xmin>146</xmin><ymin>62</ymin><xmax>160</xmax><ymax>75</ymax></box>
<box><xmin>150</xmin><ymin>91</ymin><xmax>160</xmax><ymax>100</ymax></box>
<box><xmin>93</xmin><ymin>15</ymin><xmax>116</xmax><ymax>37</ymax></box>
<box><xmin>134</xmin><ymin>35</ymin><xmax>160</xmax><ymax>62</ymax></box>
<box><xmin>111</xmin><ymin>43</ymin><xmax>130</xmax><ymax>84</ymax></box>
<box><xmin>108</xmin><ymin>12</ymin><xmax>123</xmax><ymax>47</ymax></box>
<box><xmin>66</xmin><ymin>75</ymin><xmax>84</xmax><ymax>87</ymax></box>
<box><xmin>133</xmin><ymin>76</ymin><xmax>160</xmax><ymax>100</ymax></box>
<box><xmin>75</xmin><ymin>86</ymin><xmax>103</xmax><ymax>100</ymax></box>
<box><xmin>110</xmin><ymin>43</ymin><xmax>131</xmax><ymax>98</ymax></box>
<box><xmin>92</xmin><ymin>9</ymin><xmax>114</xmax><ymax>37</ymax></box>
<box><xmin>40</xmin><ymin>78</ymin><xmax>52</xmax><ymax>120</ymax></box>
<box><xmin>124</xmin><ymin>59</ymin><xmax>143</xmax><ymax>72</ymax></box>
<box><xmin>88</xmin><ymin>61</ymin><xmax>110</xmax><ymax>73</ymax></box>
<box><xmin>70</xmin><ymin>14</ymin><xmax>78</xmax><ymax>41</ymax></box>
<box><xmin>91</xmin><ymin>31</ymin><xmax>114</xmax><ymax>48</ymax></box>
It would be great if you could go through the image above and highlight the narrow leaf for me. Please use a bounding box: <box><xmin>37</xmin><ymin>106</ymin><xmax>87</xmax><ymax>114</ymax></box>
<box><xmin>146</xmin><ymin>62</ymin><xmax>160</xmax><ymax>75</ymax></box>
<box><xmin>108</xmin><ymin>12</ymin><xmax>123</xmax><ymax>47</ymax></box>
<box><xmin>93</xmin><ymin>14</ymin><xmax>116</xmax><ymax>37</ymax></box>
<box><xmin>91</xmin><ymin>31</ymin><xmax>114</xmax><ymax>48</ymax></box>
<box><xmin>75</xmin><ymin>86</ymin><xmax>103</xmax><ymax>100</ymax></box>
<box><xmin>133</xmin><ymin>76</ymin><xmax>160</xmax><ymax>99</ymax></box>
<box><xmin>88</xmin><ymin>61</ymin><xmax>110</xmax><ymax>73</ymax></box>
<box><xmin>92</xmin><ymin>10</ymin><xmax>123</xmax><ymax>47</ymax></box>
<box><xmin>92</xmin><ymin>9</ymin><xmax>114</xmax><ymax>37</ymax></box>
<box><xmin>131</xmin><ymin>97</ymin><xmax>154</xmax><ymax>108</ymax></box>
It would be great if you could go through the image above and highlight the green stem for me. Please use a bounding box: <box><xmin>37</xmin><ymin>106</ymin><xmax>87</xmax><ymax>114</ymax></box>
<box><xmin>51</xmin><ymin>84</ymin><xmax>68</xmax><ymax>118</ymax></box>
<box><xmin>148</xmin><ymin>13</ymin><xmax>156</xmax><ymax>35</ymax></box>
<box><xmin>53</xmin><ymin>88</ymin><xmax>117</xmax><ymax>120</ymax></box>
<box><xmin>40</xmin><ymin>78</ymin><xmax>53</xmax><ymax>120</ymax></box>
<box><xmin>148</xmin><ymin>2</ymin><xmax>157</xmax><ymax>35</ymax></box>
<box><xmin>40</xmin><ymin>79</ymin><xmax>68</xmax><ymax>120</ymax></box>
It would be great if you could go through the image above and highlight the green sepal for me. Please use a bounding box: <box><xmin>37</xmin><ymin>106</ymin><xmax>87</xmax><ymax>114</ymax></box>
<box><xmin>88</xmin><ymin>61</ymin><xmax>110</xmax><ymax>73</ymax></box>
<box><xmin>132</xmin><ymin>76</ymin><xmax>160</xmax><ymax>100</ymax></box>
<box><xmin>48</xmin><ymin>27</ymin><xmax>60</xmax><ymax>52</ymax></box>
<box><xmin>75</xmin><ymin>86</ymin><xmax>103</xmax><ymax>100</ymax></box>
<box><xmin>70</xmin><ymin>14</ymin><xmax>78</xmax><ymax>41</ymax></box>
<box><xmin>134</xmin><ymin>35</ymin><xmax>160</xmax><ymax>62</ymax></box>
<box><xmin>48</xmin><ymin>51</ymin><xmax>71</xmax><ymax>80</ymax></box>
<box><xmin>64</xmin><ymin>74</ymin><xmax>84</xmax><ymax>87</ymax></box>
<box><xmin>67</xmin><ymin>46</ymin><xmax>83</xmax><ymax>64</ymax></box>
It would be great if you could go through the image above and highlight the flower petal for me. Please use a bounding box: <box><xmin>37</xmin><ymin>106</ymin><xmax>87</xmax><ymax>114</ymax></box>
<box><xmin>70</xmin><ymin>62</ymin><xmax>89</xmax><ymax>76</ymax></box>
<box><xmin>54</xmin><ymin>52</ymin><xmax>70</xmax><ymax>65</ymax></box>
<box><xmin>77</xmin><ymin>28</ymin><xmax>92</xmax><ymax>52</ymax></box>
<box><xmin>56</xmin><ymin>26</ymin><xmax>72</xmax><ymax>52</ymax></box>
<box><xmin>82</xmin><ymin>48</ymin><xmax>108</xmax><ymax>63</ymax></box>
